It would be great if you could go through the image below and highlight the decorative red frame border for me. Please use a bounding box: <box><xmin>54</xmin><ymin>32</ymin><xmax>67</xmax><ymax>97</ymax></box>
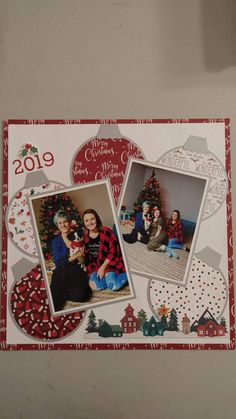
<box><xmin>1</xmin><ymin>118</ymin><xmax>235</xmax><ymax>350</ymax></box>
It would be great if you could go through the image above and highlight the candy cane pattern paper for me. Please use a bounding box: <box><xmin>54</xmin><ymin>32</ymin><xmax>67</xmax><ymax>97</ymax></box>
<box><xmin>1</xmin><ymin>119</ymin><xmax>234</xmax><ymax>350</ymax></box>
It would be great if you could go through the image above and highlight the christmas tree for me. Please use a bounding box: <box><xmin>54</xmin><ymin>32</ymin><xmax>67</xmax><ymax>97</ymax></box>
<box><xmin>168</xmin><ymin>309</ymin><xmax>179</xmax><ymax>332</ymax></box>
<box><xmin>133</xmin><ymin>169</ymin><xmax>161</xmax><ymax>213</ymax></box>
<box><xmin>38</xmin><ymin>193</ymin><xmax>82</xmax><ymax>260</ymax></box>
<box><xmin>220</xmin><ymin>317</ymin><xmax>227</xmax><ymax>333</ymax></box>
<box><xmin>85</xmin><ymin>310</ymin><xmax>98</xmax><ymax>333</ymax></box>
<box><xmin>158</xmin><ymin>305</ymin><xmax>169</xmax><ymax>331</ymax></box>
<box><xmin>160</xmin><ymin>314</ymin><xmax>168</xmax><ymax>331</ymax></box>
<box><xmin>137</xmin><ymin>309</ymin><xmax>148</xmax><ymax>331</ymax></box>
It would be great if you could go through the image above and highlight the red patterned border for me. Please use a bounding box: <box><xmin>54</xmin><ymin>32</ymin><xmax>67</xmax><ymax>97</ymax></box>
<box><xmin>7</xmin><ymin>118</ymin><xmax>227</xmax><ymax>124</ymax></box>
<box><xmin>1</xmin><ymin>119</ymin><xmax>234</xmax><ymax>350</ymax></box>
<box><xmin>225</xmin><ymin>119</ymin><xmax>235</xmax><ymax>348</ymax></box>
<box><xmin>1</xmin><ymin>121</ymin><xmax>8</xmax><ymax>347</ymax></box>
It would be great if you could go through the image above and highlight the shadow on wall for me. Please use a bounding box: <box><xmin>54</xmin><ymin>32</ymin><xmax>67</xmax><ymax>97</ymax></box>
<box><xmin>201</xmin><ymin>0</ymin><xmax>236</xmax><ymax>71</ymax></box>
<box><xmin>156</xmin><ymin>0</ymin><xmax>236</xmax><ymax>88</ymax></box>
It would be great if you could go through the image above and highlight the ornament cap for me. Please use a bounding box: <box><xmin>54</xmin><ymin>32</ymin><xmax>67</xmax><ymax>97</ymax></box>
<box><xmin>183</xmin><ymin>136</ymin><xmax>208</xmax><ymax>153</ymax></box>
<box><xmin>24</xmin><ymin>170</ymin><xmax>49</xmax><ymax>188</ymax></box>
<box><xmin>96</xmin><ymin>124</ymin><xmax>122</xmax><ymax>139</ymax></box>
<box><xmin>11</xmin><ymin>258</ymin><xmax>36</xmax><ymax>281</ymax></box>
<box><xmin>195</xmin><ymin>246</ymin><xmax>221</xmax><ymax>270</ymax></box>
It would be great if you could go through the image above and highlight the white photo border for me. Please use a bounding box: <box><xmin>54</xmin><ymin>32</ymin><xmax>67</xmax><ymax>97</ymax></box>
<box><xmin>28</xmin><ymin>178</ymin><xmax>136</xmax><ymax>317</ymax></box>
<box><xmin>118</xmin><ymin>157</ymin><xmax>209</xmax><ymax>286</ymax></box>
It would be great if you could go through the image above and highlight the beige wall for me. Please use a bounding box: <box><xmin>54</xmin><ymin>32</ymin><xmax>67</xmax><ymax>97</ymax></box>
<box><xmin>144</xmin><ymin>167</ymin><xmax>206</xmax><ymax>222</ymax></box>
<box><xmin>122</xmin><ymin>162</ymin><xmax>206</xmax><ymax>222</ymax></box>
<box><xmin>122</xmin><ymin>162</ymin><xmax>146</xmax><ymax>211</ymax></box>
<box><xmin>31</xmin><ymin>183</ymin><xmax>116</xmax><ymax>234</ymax></box>
<box><xmin>68</xmin><ymin>184</ymin><xmax>115</xmax><ymax>228</ymax></box>
<box><xmin>1</xmin><ymin>2</ymin><xmax>236</xmax><ymax>419</ymax></box>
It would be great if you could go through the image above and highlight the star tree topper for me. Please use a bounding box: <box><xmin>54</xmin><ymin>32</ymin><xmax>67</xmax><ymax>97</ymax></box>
<box><xmin>158</xmin><ymin>304</ymin><xmax>170</xmax><ymax>317</ymax></box>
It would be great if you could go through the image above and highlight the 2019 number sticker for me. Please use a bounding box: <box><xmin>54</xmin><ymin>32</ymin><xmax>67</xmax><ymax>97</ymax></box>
<box><xmin>13</xmin><ymin>152</ymin><xmax>54</xmax><ymax>175</ymax></box>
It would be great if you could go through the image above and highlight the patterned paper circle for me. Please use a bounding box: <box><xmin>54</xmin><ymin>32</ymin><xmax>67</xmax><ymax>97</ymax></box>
<box><xmin>71</xmin><ymin>137</ymin><xmax>145</xmax><ymax>204</ymax></box>
<box><xmin>7</xmin><ymin>182</ymin><xmax>64</xmax><ymax>257</ymax></box>
<box><xmin>10</xmin><ymin>265</ymin><xmax>84</xmax><ymax>341</ymax></box>
<box><xmin>149</xmin><ymin>256</ymin><xmax>227</xmax><ymax>323</ymax></box>
<box><xmin>157</xmin><ymin>147</ymin><xmax>228</xmax><ymax>219</ymax></box>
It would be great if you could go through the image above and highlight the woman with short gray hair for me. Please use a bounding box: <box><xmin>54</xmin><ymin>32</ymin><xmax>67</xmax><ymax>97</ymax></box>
<box><xmin>50</xmin><ymin>210</ymin><xmax>91</xmax><ymax>312</ymax></box>
<box><xmin>123</xmin><ymin>201</ymin><xmax>151</xmax><ymax>244</ymax></box>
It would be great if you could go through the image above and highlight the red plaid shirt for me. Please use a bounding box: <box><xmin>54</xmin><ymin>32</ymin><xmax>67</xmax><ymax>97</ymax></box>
<box><xmin>165</xmin><ymin>219</ymin><xmax>183</xmax><ymax>243</ymax></box>
<box><xmin>84</xmin><ymin>226</ymin><xmax>125</xmax><ymax>276</ymax></box>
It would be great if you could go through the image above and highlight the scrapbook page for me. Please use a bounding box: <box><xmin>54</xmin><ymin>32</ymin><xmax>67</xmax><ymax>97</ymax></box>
<box><xmin>1</xmin><ymin>119</ymin><xmax>234</xmax><ymax>350</ymax></box>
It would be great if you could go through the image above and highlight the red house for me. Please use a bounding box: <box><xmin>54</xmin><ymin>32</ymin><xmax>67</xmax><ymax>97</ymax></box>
<box><xmin>197</xmin><ymin>320</ymin><xmax>225</xmax><ymax>337</ymax></box>
<box><xmin>120</xmin><ymin>304</ymin><xmax>139</xmax><ymax>333</ymax></box>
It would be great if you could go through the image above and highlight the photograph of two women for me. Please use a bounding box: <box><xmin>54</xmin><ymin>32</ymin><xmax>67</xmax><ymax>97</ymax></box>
<box><xmin>29</xmin><ymin>160</ymin><xmax>208</xmax><ymax>315</ymax></box>
<box><xmin>30</xmin><ymin>180</ymin><xmax>132</xmax><ymax>315</ymax></box>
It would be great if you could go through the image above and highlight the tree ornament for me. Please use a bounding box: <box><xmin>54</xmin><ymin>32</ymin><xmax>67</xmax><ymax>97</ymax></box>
<box><xmin>10</xmin><ymin>260</ymin><xmax>84</xmax><ymax>341</ymax></box>
<box><xmin>7</xmin><ymin>171</ymin><xmax>65</xmax><ymax>257</ymax></box>
<box><xmin>157</xmin><ymin>136</ymin><xmax>228</xmax><ymax>219</ymax></box>
<box><xmin>71</xmin><ymin>124</ymin><xmax>145</xmax><ymax>204</ymax></box>
<box><xmin>149</xmin><ymin>247</ymin><xmax>228</xmax><ymax>324</ymax></box>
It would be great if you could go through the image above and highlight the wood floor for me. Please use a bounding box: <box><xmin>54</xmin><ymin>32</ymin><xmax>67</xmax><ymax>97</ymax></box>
<box><xmin>123</xmin><ymin>240</ymin><xmax>189</xmax><ymax>282</ymax></box>
<box><xmin>121</xmin><ymin>223</ymin><xmax>193</xmax><ymax>283</ymax></box>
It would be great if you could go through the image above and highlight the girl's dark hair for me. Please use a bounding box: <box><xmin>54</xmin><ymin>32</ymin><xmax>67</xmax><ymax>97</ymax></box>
<box><xmin>172</xmin><ymin>209</ymin><xmax>180</xmax><ymax>220</ymax></box>
<box><xmin>82</xmin><ymin>209</ymin><xmax>103</xmax><ymax>231</ymax></box>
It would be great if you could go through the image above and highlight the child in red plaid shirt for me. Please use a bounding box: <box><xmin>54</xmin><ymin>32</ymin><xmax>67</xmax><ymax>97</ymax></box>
<box><xmin>83</xmin><ymin>209</ymin><xmax>128</xmax><ymax>291</ymax></box>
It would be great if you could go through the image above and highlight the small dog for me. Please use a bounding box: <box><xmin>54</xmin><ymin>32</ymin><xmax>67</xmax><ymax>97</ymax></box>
<box><xmin>69</xmin><ymin>231</ymin><xmax>85</xmax><ymax>271</ymax></box>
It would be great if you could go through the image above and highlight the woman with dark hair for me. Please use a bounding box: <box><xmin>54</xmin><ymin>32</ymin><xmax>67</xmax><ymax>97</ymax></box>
<box><xmin>162</xmin><ymin>210</ymin><xmax>190</xmax><ymax>252</ymax></box>
<box><xmin>50</xmin><ymin>210</ymin><xmax>91</xmax><ymax>312</ymax></box>
<box><xmin>83</xmin><ymin>209</ymin><xmax>128</xmax><ymax>291</ymax></box>
<box><xmin>146</xmin><ymin>207</ymin><xmax>168</xmax><ymax>251</ymax></box>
